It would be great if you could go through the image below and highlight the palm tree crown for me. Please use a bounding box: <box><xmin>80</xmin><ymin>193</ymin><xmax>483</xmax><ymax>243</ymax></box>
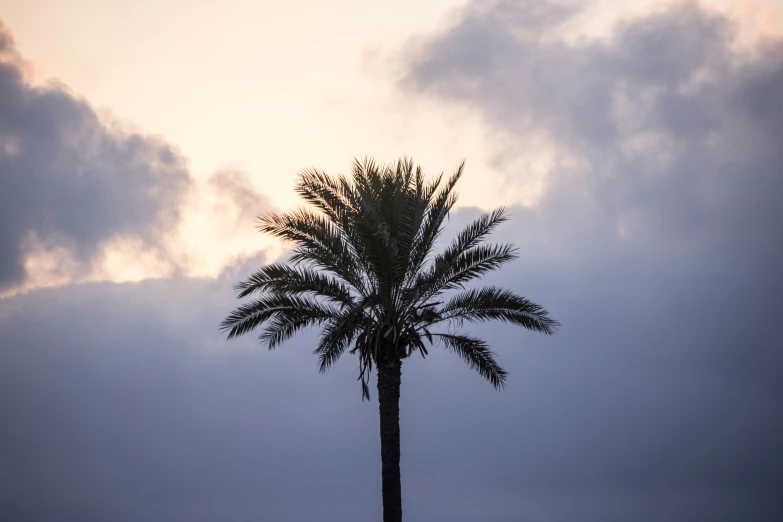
<box><xmin>221</xmin><ymin>157</ymin><xmax>559</xmax><ymax>398</ymax></box>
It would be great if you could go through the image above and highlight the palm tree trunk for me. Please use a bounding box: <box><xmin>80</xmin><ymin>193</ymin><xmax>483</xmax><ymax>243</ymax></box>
<box><xmin>377</xmin><ymin>355</ymin><xmax>402</xmax><ymax>522</ymax></box>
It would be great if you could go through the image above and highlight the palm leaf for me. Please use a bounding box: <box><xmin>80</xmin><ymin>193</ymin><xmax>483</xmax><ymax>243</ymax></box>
<box><xmin>415</xmin><ymin>243</ymin><xmax>519</xmax><ymax>303</ymax></box>
<box><xmin>220</xmin><ymin>294</ymin><xmax>339</xmax><ymax>340</ymax></box>
<box><xmin>406</xmin><ymin>162</ymin><xmax>464</xmax><ymax>280</ymax></box>
<box><xmin>259</xmin><ymin>208</ymin><xmax>367</xmax><ymax>294</ymax></box>
<box><xmin>315</xmin><ymin>307</ymin><xmax>367</xmax><ymax>372</ymax></box>
<box><xmin>432</xmin><ymin>332</ymin><xmax>507</xmax><ymax>389</ymax></box>
<box><xmin>437</xmin><ymin>286</ymin><xmax>560</xmax><ymax>334</ymax></box>
<box><xmin>234</xmin><ymin>263</ymin><xmax>354</xmax><ymax>306</ymax></box>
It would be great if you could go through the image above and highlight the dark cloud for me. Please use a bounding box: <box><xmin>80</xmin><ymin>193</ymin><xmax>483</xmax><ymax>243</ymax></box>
<box><xmin>0</xmin><ymin>257</ymin><xmax>386</xmax><ymax>522</ymax></box>
<box><xmin>2</xmin><ymin>214</ymin><xmax>781</xmax><ymax>522</ymax></box>
<box><xmin>404</xmin><ymin>1</ymin><xmax>783</xmax><ymax>275</ymax></box>
<box><xmin>400</xmin><ymin>0</ymin><xmax>783</xmax><ymax>519</ymax></box>
<box><xmin>0</xmin><ymin>20</ymin><xmax>190</xmax><ymax>290</ymax></box>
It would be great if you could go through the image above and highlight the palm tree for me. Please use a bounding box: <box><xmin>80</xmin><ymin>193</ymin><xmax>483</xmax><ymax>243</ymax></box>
<box><xmin>220</xmin><ymin>157</ymin><xmax>559</xmax><ymax>522</ymax></box>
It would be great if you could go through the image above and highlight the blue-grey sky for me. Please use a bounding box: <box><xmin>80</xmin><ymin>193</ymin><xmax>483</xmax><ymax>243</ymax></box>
<box><xmin>1</xmin><ymin>1</ymin><xmax>782</xmax><ymax>521</ymax></box>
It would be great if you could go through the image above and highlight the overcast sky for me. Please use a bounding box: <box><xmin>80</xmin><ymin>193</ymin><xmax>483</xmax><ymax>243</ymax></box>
<box><xmin>1</xmin><ymin>1</ymin><xmax>782</xmax><ymax>521</ymax></box>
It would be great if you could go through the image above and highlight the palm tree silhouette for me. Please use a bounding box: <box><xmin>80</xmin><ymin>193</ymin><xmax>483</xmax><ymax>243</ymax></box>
<box><xmin>221</xmin><ymin>157</ymin><xmax>559</xmax><ymax>522</ymax></box>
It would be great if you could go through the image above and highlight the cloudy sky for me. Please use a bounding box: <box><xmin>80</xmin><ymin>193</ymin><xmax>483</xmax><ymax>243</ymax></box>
<box><xmin>1</xmin><ymin>0</ymin><xmax>782</xmax><ymax>520</ymax></box>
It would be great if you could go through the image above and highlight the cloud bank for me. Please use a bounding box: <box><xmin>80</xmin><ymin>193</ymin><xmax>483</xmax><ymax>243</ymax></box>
<box><xmin>404</xmin><ymin>0</ymin><xmax>783</xmax><ymax>518</ymax></box>
<box><xmin>0</xmin><ymin>19</ymin><xmax>277</xmax><ymax>294</ymax></box>
<box><xmin>0</xmin><ymin>20</ymin><xmax>190</xmax><ymax>291</ymax></box>
<box><xmin>404</xmin><ymin>0</ymin><xmax>782</xmax><ymax>278</ymax></box>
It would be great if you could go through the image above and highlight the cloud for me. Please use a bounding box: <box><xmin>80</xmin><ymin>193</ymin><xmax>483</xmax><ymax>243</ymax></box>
<box><xmin>2</xmin><ymin>205</ymin><xmax>782</xmax><ymax>521</ymax></box>
<box><xmin>173</xmin><ymin>168</ymin><xmax>278</xmax><ymax>279</ymax></box>
<box><xmin>397</xmin><ymin>0</ymin><xmax>783</xmax><ymax>519</ymax></box>
<box><xmin>0</xmin><ymin>20</ymin><xmax>278</xmax><ymax>295</ymax></box>
<box><xmin>0</xmin><ymin>258</ymin><xmax>382</xmax><ymax>522</ymax></box>
<box><xmin>208</xmin><ymin>169</ymin><xmax>273</xmax><ymax>234</ymax></box>
<box><xmin>0</xmin><ymin>20</ymin><xmax>192</xmax><ymax>291</ymax></box>
<box><xmin>404</xmin><ymin>0</ymin><xmax>783</xmax><ymax>286</ymax></box>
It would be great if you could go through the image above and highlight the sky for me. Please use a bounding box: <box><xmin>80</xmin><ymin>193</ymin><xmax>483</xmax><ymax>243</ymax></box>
<box><xmin>1</xmin><ymin>0</ymin><xmax>782</xmax><ymax>520</ymax></box>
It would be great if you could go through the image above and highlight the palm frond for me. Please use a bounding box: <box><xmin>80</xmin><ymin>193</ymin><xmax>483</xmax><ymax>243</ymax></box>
<box><xmin>315</xmin><ymin>307</ymin><xmax>367</xmax><ymax>372</ymax></box>
<box><xmin>220</xmin><ymin>294</ymin><xmax>339</xmax><ymax>340</ymax></box>
<box><xmin>436</xmin><ymin>286</ymin><xmax>560</xmax><ymax>334</ymax></box>
<box><xmin>416</xmin><ymin>243</ymin><xmax>519</xmax><ymax>302</ymax></box>
<box><xmin>448</xmin><ymin>207</ymin><xmax>509</xmax><ymax>256</ymax></box>
<box><xmin>389</xmin><ymin>159</ymin><xmax>426</xmax><ymax>283</ymax></box>
<box><xmin>432</xmin><ymin>332</ymin><xmax>507</xmax><ymax>389</ymax></box>
<box><xmin>259</xmin><ymin>313</ymin><xmax>314</xmax><ymax>349</ymax></box>
<box><xmin>234</xmin><ymin>263</ymin><xmax>354</xmax><ymax>306</ymax></box>
<box><xmin>258</xmin><ymin>208</ymin><xmax>367</xmax><ymax>294</ymax></box>
<box><xmin>406</xmin><ymin>162</ymin><xmax>464</xmax><ymax>280</ymax></box>
<box><xmin>295</xmin><ymin>167</ymin><xmax>356</xmax><ymax>225</ymax></box>
<box><xmin>294</xmin><ymin>168</ymin><xmax>382</xmax><ymax>293</ymax></box>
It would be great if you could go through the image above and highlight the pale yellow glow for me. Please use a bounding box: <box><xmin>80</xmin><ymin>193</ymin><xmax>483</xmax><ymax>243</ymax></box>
<box><xmin>9</xmin><ymin>234</ymin><xmax>174</xmax><ymax>298</ymax></box>
<box><xmin>2</xmin><ymin>0</ymin><xmax>781</xmax><ymax>294</ymax></box>
<box><xmin>1</xmin><ymin>176</ymin><xmax>283</xmax><ymax>298</ymax></box>
<box><xmin>173</xmin><ymin>171</ymin><xmax>285</xmax><ymax>278</ymax></box>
